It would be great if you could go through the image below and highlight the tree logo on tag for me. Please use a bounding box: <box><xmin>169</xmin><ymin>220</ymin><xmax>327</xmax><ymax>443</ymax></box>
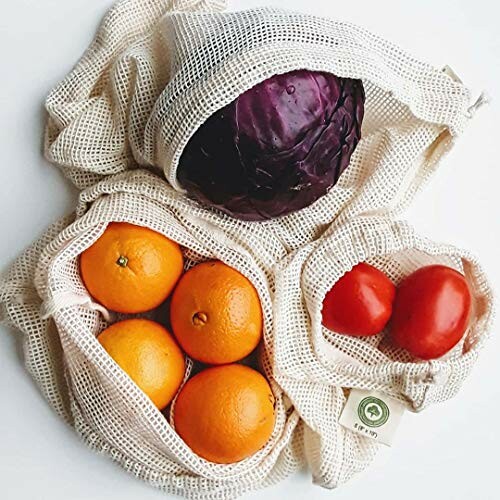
<box><xmin>358</xmin><ymin>396</ymin><xmax>390</xmax><ymax>427</ymax></box>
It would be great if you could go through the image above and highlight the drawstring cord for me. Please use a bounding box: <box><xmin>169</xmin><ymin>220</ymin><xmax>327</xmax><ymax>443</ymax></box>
<box><xmin>41</xmin><ymin>292</ymin><xmax>111</xmax><ymax>322</ymax></box>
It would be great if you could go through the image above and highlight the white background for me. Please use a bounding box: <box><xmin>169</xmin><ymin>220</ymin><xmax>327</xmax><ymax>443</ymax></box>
<box><xmin>0</xmin><ymin>0</ymin><xmax>498</xmax><ymax>499</ymax></box>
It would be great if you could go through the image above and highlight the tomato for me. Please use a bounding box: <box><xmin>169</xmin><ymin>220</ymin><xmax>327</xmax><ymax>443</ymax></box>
<box><xmin>390</xmin><ymin>265</ymin><xmax>472</xmax><ymax>360</ymax></box>
<box><xmin>321</xmin><ymin>263</ymin><xmax>395</xmax><ymax>336</ymax></box>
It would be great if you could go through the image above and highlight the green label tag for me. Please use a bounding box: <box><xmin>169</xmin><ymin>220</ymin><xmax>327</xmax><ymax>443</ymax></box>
<box><xmin>339</xmin><ymin>389</ymin><xmax>405</xmax><ymax>446</ymax></box>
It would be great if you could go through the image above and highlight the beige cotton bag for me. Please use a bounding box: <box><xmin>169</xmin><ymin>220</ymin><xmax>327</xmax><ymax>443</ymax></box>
<box><xmin>272</xmin><ymin>215</ymin><xmax>494</xmax><ymax>486</ymax></box>
<box><xmin>1</xmin><ymin>0</ymin><xmax>494</xmax><ymax>497</ymax></box>
<box><xmin>0</xmin><ymin>170</ymin><xmax>305</xmax><ymax>499</ymax></box>
<box><xmin>44</xmin><ymin>0</ymin><xmax>483</xmax><ymax>249</ymax></box>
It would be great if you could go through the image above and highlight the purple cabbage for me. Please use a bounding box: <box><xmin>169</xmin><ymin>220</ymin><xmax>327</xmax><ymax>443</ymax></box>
<box><xmin>177</xmin><ymin>70</ymin><xmax>365</xmax><ymax>221</ymax></box>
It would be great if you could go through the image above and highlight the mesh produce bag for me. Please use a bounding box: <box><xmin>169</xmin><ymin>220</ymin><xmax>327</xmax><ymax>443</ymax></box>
<box><xmin>0</xmin><ymin>170</ymin><xmax>306</xmax><ymax>499</ymax></box>
<box><xmin>1</xmin><ymin>0</ymin><xmax>494</xmax><ymax>497</ymax></box>
<box><xmin>272</xmin><ymin>215</ymin><xmax>494</xmax><ymax>486</ymax></box>
<box><xmin>44</xmin><ymin>0</ymin><xmax>484</xmax><ymax>248</ymax></box>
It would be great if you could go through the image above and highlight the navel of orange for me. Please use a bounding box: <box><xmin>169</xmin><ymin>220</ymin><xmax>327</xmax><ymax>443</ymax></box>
<box><xmin>80</xmin><ymin>222</ymin><xmax>184</xmax><ymax>314</ymax></box>
<box><xmin>170</xmin><ymin>261</ymin><xmax>263</xmax><ymax>365</ymax></box>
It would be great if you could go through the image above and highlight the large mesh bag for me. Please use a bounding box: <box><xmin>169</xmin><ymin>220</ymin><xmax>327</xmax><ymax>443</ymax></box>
<box><xmin>1</xmin><ymin>170</ymin><xmax>306</xmax><ymax>499</ymax></box>
<box><xmin>44</xmin><ymin>0</ymin><xmax>484</xmax><ymax>249</ymax></box>
<box><xmin>272</xmin><ymin>215</ymin><xmax>494</xmax><ymax>486</ymax></box>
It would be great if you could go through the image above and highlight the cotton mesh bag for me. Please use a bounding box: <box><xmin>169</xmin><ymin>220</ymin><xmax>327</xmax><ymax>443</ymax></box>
<box><xmin>272</xmin><ymin>215</ymin><xmax>494</xmax><ymax>487</ymax></box>
<box><xmin>44</xmin><ymin>0</ymin><xmax>484</xmax><ymax>248</ymax></box>
<box><xmin>1</xmin><ymin>0</ymin><xmax>493</xmax><ymax>497</ymax></box>
<box><xmin>0</xmin><ymin>170</ymin><xmax>308</xmax><ymax>499</ymax></box>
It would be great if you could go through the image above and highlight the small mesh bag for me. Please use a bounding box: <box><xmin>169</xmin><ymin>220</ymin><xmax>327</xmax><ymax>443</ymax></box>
<box><xmin>272</xmin><ymin>215</ymin><xmax>493</xmax><ymax>486</ymax></box>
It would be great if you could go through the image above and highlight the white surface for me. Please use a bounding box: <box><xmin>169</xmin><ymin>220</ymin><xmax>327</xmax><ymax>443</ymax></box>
<box><xmin>0</xmin><ymin>0</ymin><xmax>498</xmax><ymax>499</ymax></box>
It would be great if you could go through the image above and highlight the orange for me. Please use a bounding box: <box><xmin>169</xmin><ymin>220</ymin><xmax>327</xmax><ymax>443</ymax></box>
<box><xmin>98</xmin><ymin>319</ymin><xmax>185</xmax><ymax>410</ymax></box>
<box><xmin>170</xmin><ymin>261</ymin><xmax>263</xmax><ymax>365</ymax></box>
<box><xmin>174</xmin><ymin>364</ymin><xmax>275</xmax><ymax>463</ymax></box>
<box><xmin>80</xmin><ymin>222</ymin><xmax>183</xmax><ymax>313</ymax></box>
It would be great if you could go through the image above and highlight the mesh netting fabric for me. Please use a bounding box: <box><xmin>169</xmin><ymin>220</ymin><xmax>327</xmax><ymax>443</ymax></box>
<box><xmin>0</xmin><ymin>0</ymin><xmax>494</xmax><ymax>497</ymax></box>
<box><xmin>2</xmin><ymin>171</ymin><xmax>304</xmax><ymax>499</ymax></box>
<box><xmin>1</xmin><ymin>171</ymin><xmax>493</xmax><ymax>496</ymax></box>
<box><xmin>271</xmin><ymin>216</ymin><xmax>493</xmax><ymax>487</ymax></box>
<box><xmin>45</xmin><ymin>0</ymin><xmax>474</xmax><ymax>249</ymax></box>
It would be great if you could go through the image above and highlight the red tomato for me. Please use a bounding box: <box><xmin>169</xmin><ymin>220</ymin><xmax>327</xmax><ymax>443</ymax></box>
<box><xmin>390</xmin><ymin>265</ymin><xmax>472</xmax><ymax>360</ymax></box>
<box><xmin>321</xmin><ymin>263</ymin><xmax>395</xmax><ymax>336</ymax></box>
